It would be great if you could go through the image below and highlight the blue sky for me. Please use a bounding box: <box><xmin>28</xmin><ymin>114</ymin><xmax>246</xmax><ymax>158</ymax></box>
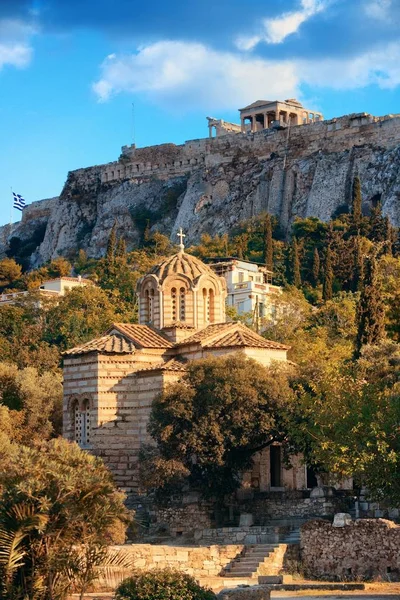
<box><xmin>1</xmin><ymin>0</ymin><xmax>400</xmax><ymax>227</ymax></box>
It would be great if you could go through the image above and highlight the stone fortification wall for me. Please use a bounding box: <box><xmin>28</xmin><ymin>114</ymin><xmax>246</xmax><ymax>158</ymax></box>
<box><xmin>6</xmin><ymin>111</ymin><xmax>400</xmax><ymax>266</ymax></box>
<box><xmin>301</xmin><ymin>518</ymin><xmax>400</xmax><ymax>581</ymax></box>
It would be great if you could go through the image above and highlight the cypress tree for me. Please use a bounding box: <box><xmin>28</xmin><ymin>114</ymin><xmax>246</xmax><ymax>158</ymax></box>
<box><xmin>115</xmin><ymin>237</ymin><xmax>127</xmax><ymax>259</ymax></box>
<box><xmin>370</xmin><ymin>202</ymin><xmax>385</xmax><ymax>242</ymax></box>
<box><xmin>312</xmin><ymin>247</ymin><xmax>320</xmax><ymax>286</ymax></box>
<box><xmin>292</xmin><ymin>238</ymin><xmax>301</xmax><ymax>288</ymax></box>
<box><xmin>354</xmin><ymin>255</ymin><xmax>385</xmax><ymax>358</ymax></box>
<box><xmin>263</xmin><ymin>214</ymin><xmax>273</xmax><ymax>271</ymax></box>
<box><xmin>352</xmin><ymin>235</ymin><xmax>363</xmax><ymax>292</ymax></box>
<box><xmin>351</xmin><ymin>174</ymin><xmax>362</xmax><ymax>228</ymax></box>
<box><xmin>322</xmin><ymin>245</ymin><xmax>333</xmax><ymax>301</ymax></box>
<box><xmin>106</xmin><ymin>221</ymin><xmax>117</xmax><ymax>264</ymax></box>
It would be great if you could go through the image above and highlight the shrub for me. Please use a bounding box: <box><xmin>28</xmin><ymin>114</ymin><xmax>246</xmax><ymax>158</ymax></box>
<box><xmin>115</xmin><ymin>569</ymin><xmax>216</xmax><ymax>600</ymax></box>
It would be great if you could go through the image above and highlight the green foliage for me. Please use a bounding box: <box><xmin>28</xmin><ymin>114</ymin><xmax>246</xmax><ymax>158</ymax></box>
<box><xmin>44</xmin><ymin>286</ymin><xmax>131</xmax><ymax>350</ymax></box>
<box><xmin>0</xmin><ymin>362</ymin><xmax>62</xmax><ymax>444</ymax></box>
<box><xmin>290</xmin><ymin>238</ymin><xmax>301</xmax><ymax>287</ymax></box>
<box><xmin>0</xmin><ymin>438</ymin><xmax>131</xmax><ymax>600</ymax></box>
<box><xmin>322</xmin><ymin>246</ymin><xmax>333</xmax><ymax>301</ymax></box>
<box><xmin>147</xmin><ymin>354</ymin><xmax>292</xmax><ymax>501</ymax></box>
<box><xmin>115</xmin><ymin>569</ymin><xmax>216</xmax><ymax>600</ymax></box>
<box><xmin>0</xmin><ymin>259</ymin><xmax>22</xmax><ymax>289</ymax></box>
<box><xmin>355</xmin><ymin>255</ymin><xmax>385</xmax><ymax>358</ymax></box>
<box><xmin>351</xmin><ymin>174</ymin><xmax>362</xmax><ymax>227</ymax></box>
<box><xmin>263</xmin><ymin>214</ymin><xmax>273</xmax><ymax>269</ymax></box>
<box><xmin>287</xmin><ymin>343</ymin><xmax>400</xmax><ymax>505</ymax></box>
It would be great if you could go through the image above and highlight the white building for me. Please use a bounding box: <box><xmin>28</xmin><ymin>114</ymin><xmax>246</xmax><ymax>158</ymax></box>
<box><xmin>206</xmin><ymin>258</ymin><xmax>281</xmax><ymax>320</ymax></box>
<box><xmin>0</xmin><ymin>276</ymin><xmax>92</xmax><ymax>305</ymax></box>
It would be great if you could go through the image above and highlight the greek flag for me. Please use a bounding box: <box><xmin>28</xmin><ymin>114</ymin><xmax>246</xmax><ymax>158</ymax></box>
<box><xmin>13</xmin><ymin>192</ymin><xmax>26</xmax><ymax>211</ymax></box>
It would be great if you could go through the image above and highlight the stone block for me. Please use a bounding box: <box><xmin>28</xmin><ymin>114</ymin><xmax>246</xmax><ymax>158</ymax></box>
<box><xmin>217</xmin><ymin>586</ymin><xmax>271</xmax><ymax>600</ymax></box>
<box><xmin>332</xmin><ymin>513</ymin><xmax>352</xmax><ymax>527</ymax></box>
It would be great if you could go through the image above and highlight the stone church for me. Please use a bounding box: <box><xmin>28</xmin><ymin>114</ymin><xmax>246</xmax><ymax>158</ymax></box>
<box><xmin>63</xmin><ymin>243</ymin><xmax>311</xmax><ymax>496</ymax></box>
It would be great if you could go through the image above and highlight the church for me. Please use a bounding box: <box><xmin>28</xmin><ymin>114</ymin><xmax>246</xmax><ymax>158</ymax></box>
<box><xmin>63</xmin><ymin>236</ymin><xmax>311</xmax><ymax>496</ymax></box>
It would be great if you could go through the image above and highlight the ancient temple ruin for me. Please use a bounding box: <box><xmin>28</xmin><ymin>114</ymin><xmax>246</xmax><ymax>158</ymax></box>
<box><xmin>208</xmin><ymin>98</ymin><xmax>323</xmax><ymax>137</ymax></box>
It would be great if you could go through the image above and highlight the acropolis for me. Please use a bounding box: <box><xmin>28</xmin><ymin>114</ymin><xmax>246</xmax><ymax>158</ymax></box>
<box><xmin>207</xmin><ymin>98</ymin><xmax>323</xmax><ymax>138</ymax></box>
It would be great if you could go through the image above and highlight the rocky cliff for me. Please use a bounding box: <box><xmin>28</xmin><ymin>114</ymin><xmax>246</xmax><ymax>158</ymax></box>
<box><xmin>3</xmin><ymin>111</ymin><xmax>400</xmax><ymax>266</ymax></box>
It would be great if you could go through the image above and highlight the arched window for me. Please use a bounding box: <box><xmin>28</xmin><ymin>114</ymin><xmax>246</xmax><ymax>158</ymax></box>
<box><xmin>171</xmin><ymin>288</ymin><xmax>177</xmax><ymax>321</ymax></box>
<box><xmin>203</xmin><ymin>288</ymin><xmax>210</xmax><ymax>323</ymax></box>
<box><xmin>81</xmin><ymin>400</ymin><xmax>90</xmax><ymax>447</ymax></box>
<box><xmin>144</xmin><ymin>288</ymin><xmax>155</xmax><ymax>323</ymax></box>
<box><xmin>179</xmin><ymin>287</ymin><xmax>186</xmax><ymax>321</ymax></box>
<box><xmin>74</xmin><ymin>402</ymin><xmax>81</xmax><ymax>444</ymax></box>
<box><xmin>209</xmin><ymin>289</ymin><xmax>215</xmax><ymax>322</ymax></box>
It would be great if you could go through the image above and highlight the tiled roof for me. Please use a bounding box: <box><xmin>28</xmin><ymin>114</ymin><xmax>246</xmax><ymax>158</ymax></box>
<box><xmin>175</xmin><ymin>323</ymin><xmax>232</xmax><ymax>345</ymax></box>
<box><xmin>63</xmin><ymin>333</ymin><xmax>135</xmax><ymax>356</ymax></box>
<box><xmin>109</xmin><ymin>323</ymin><xmax>173</xmax><ymax>348</ymax></box>
<box><xmin>148</xmin><ymin>252</ymin><xmax>220</xmax><ymax>284</ymax></box>
<box><xmin>136</xmin><ymin>359</ymin><xmax>188</xmax><ymax>374</ymax></box>
<box><xmin>203</xmin><ymin>326</ymin><xmax>290</xmax><ymax>350</ymax></box>
<box><xmin>176</xmin><ymin>322</ymin><xmax>289</xmax><ymax>350</ymax></box>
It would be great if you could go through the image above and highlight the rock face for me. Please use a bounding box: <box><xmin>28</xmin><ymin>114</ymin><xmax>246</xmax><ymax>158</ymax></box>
<box><xmin>3</xmin><ymin>112</ymin><xmax>400</xmax><ymax>266</ymax></box>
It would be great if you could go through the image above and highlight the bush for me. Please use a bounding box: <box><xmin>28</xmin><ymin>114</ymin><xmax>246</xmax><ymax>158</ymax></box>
<box><xmin>115</xmin><ymin>569</ymin><xmax>216</xmax><ymax>600</ymax></box>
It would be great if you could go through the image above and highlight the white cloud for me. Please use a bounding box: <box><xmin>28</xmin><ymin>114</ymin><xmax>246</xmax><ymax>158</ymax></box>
<box><xmin>93</xmin><ymin>41</ymin><xmax>299</xmax><ymax>109</ymax></box>
<box><xmin>0</xmin><ymin>19</ymin><xmax>36</xmax><ymax>71</ymax></box>
<box><xmin>93</xmin><ymin>38</ymin><xmax>400</xmax><ymax>112</ymax></box>
<box><xmin>364</xmin><ymin>0</ymin><xmax>392</xmax><ymax>21</ymax></box>
<box><xmin>236</xmin><ymin>0</ymin><xmax>328</xmax><ymax>50</ymax></box>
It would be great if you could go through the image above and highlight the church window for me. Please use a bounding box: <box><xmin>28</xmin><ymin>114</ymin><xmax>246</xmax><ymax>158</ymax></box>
<box><xmin>171</xmin><ymin>288</ymin><xmax>177</xmax><ymax>321</ymax></box>
<box><xmin>209</xmin><ymin>289</ymin><xmax>215</xmax><ymax>321</ymax></box>
<box><xmin>203</xmin><ymin>288</ymin><xmax>210</xmax><ymax>323</ymax></box>
<box><xmin>238</xmin><ymin>272</ymin><xmax>244</xmax><ymax>283</ymax></box>
<box><xmin>179</xmin><ymin>287</ymin><xmax>186</xmax><ymax>321</ymax></box>
<box><xmin>73</xmin><ymin>400</ymin><xmax>91</xmax><ymax>447</ymax></box>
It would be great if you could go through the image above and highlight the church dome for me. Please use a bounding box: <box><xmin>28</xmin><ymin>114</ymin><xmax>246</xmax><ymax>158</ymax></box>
<box><xmin>137</xmin><ymin>248</ymin><xmax>227</xmax><ymax>335</ymax></box>
<box><xmin>149</xmin><ymin>252</ymin><xmax>219</xmax><ymax>284</ymax></box>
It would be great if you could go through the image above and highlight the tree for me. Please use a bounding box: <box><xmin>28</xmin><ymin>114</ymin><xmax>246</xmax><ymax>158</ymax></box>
<box><xmin>312</xmin><ymin>248</ymin><xmax>320</xmax><ymax>286</ymax></box>
<box><xmin>0</xmin><ymin>363</ymin><xmax>63</xmax><ymax>444</ymax></box>
<box><xmin>351</xmin><ymin>174</ymin><xmax>362</xmax><ymax>227</ymax></box>
<box><xmin>354</xmin><ymin>255</ymin><xmax>385</xmax><ymax>358</ymax></box>
<box><xmin>291</xmin><ymin>238</ymin><xmax>301</xmax><ymax>288</ymax></box>
<box><xmin>288</xmin><ymin>344</ymin><xmax>400</xmax><ymax>506</ymax></box>
<box><xmin>46</xmin><ymin>257</ymin><xmax>72</xmax><ymax>278</ymax></box>
<box><xmin>44</xmin><ymin>286</ymin><xmax>131</xmax><ymax>350</ymax></box>
<box><xmin>115</xmin><ymin>237</ymin><xmax>127</xmax><ymax>259</ymax></box>
<box><xmin>146</xmin><ymin>354</ymin><xmax>292</xmax><ymax>505</ymax></box>
<box><xmin>263</xmin><ymin>214</ymin><xmax>273</xmax><ymax>270</ymax></box>
<box><xmin>106</xmin><ymin>221</ymin><xmax>117</xmax><ymax>264</ymax></box>
<box><xmin>351</xmin><ymin>235</ymin><xmax>363</xmax><ymax>292</ymax></box>
<box><xmin>322</xmin><ymin>246</ymin><xmax>333</xmax><ymax>301</ymax></box>
<box><xmin>0</xmin><ymin>258</ymin><xmax>22</xmax><ymax>289</ymax></box>
<box><xmin>0</xmin><ymin>438</ymin><xmax>131</xmax><ymax>600</ymax></box>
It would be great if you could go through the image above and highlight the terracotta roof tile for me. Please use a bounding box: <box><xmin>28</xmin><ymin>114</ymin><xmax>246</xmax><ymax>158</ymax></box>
<box><xmin>63</xmin><ymin>333</ymin><xmax>135</xmax><ymax>356</ymax></box>
<box><xmin>176</xmin><ymin>322</ymin><xmax>289</xmax><ymax>351</ymax></box>
<box><xmin>136</xmin><ymin>359</ymin><xmax>187</xmax><ymax>374</ymax></box>
<box><xmin>148</xmin><ymin>252</ymin><xmax>219</xmax><ymax>284</ymax></box>
<box><xmin>203</xmin><ymin>326</ymin><xmax>289</xmax><ymax>350</ymax></box>
<box><xmin>175</xmin><ymin>323</ymin><xmax>233</xmax><ymax>345</ymax></box>
<box><xmin>109</xmin><ymin>323</ymin><xmax>173</xmax><ymax>348</ymax></box>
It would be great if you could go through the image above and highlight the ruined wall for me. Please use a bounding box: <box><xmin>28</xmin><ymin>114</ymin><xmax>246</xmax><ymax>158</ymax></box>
<box><xmin>5</xmin><ymin>112</ymin><xmax>400</xmax><ymax>266</ymax></box>
<box><xmin>301</xmin><ymin>518</ymin><xmax>400</xmax><ymax>581</ymax></box>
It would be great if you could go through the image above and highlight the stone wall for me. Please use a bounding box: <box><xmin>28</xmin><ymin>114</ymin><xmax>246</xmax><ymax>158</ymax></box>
<box><xmin>93</xmin><ymin>543</ymin><xmax>244</xmax><ymax>590</ymax></box>
<box><xmin>234</xmin><ymin>490</ymin><xmax>349</xmax><ymax>524</ymax></box>
<box><xmin>301</xmin><ymin>518</ymin><xmax>400</xmax><ymax>581</ymax></box>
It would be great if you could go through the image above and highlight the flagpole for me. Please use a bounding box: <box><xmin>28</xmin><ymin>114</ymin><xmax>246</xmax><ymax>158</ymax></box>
<box><xmin>9</xmin><ymin>187</ymin><xmax>13</xmax><ymax>234</ymax></box>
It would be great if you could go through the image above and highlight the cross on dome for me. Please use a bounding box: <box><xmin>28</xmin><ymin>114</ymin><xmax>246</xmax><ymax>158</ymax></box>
<box><xmin>177</xmin><ymin>228</ymin><xmax>186</xmax><ymax>252</ymax></box>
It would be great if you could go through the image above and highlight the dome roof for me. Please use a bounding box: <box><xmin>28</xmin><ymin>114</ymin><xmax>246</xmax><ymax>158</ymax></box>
<box><xmin>149</xmin><ymin>251</ymin><xmax>220</xmax><ymax>285</ymax></box>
